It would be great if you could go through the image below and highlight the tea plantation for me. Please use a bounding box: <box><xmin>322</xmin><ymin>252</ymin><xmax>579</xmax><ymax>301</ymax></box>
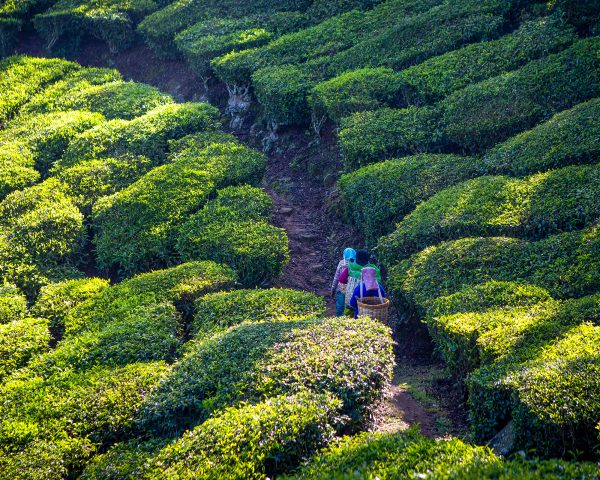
<box><xmin>0</xmin><ymin>0</ymin><xmax>599</xmax><ymax>477</ymax></box>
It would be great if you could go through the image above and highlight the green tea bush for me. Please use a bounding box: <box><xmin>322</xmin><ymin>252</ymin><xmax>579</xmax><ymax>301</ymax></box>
<box><xmin>2</xmin><ymin>110</ymin><xmax>105</xmax><ymax>175</ymax></box>
<box><xmin>338</xmin><ymin>154</ymin><xmax>484</xmax><ymax>244</ymax></box>
<box><xmin>54</xmin><ymin>154</ymin><xmax>154</xmax><ymax>213</ymax></box>
<box><xmin>139</xmin><ymin>316</ymin><xmax>393</xmax><ymax>433</ymax></box>
<box><xmin>33</xmin><ymin>0</ymin><xmax>160</xmax><ymax>54</ymax></box>
<box><xmin>177</xmin><ymin>185</ymin><xmax>289</xmax><ymax>286</ymax></box>
<box><xmin>0</xmin><ymin>143</ymin><xmax>39</xmax><ymax>199</ymax></box>
<box><xmin>32</xmin><ymin>277</ymin><xmax>109</xmax><ymax>338</ymax></box>
<box><xmin>549</xmin><ymin>0</ymin><xmax>600</xmax><ymax>33</ymax></box>
<box><xmin>339</xmin><ymin>106</ymin><xmax>441</xmax><ymax>168</ymax></box>
<box><xmin>0</xmin><ymin>0</ymin><xmax>56</xmax><ymax>56</ymax></box>
<box><xmin>0</xmin><ymin>284</ymin><xmax>28</xmax><ymax>324</ymax></box>
<box><xmin>485</xmin><ymin>98</ymin><xmax>600</xmax><ymax>176</ymax></box>
<box><xmin>64</xmin><ymin>261</ymin><xmax>236</xmax><ymax>337</ymax></box>
<box><xmin>388</xmin><ymin>223</ymin><xmax>600</xmax><ymax>311</ymax></box>
<box><xmin>60</xmin><ymin>102</ymin><xmax>220</xmax><ymax>167</ymax></box>
<box><xmin>0</xmin><ymin>55</ymin><xmax>78</xmax><ymax>125</ymax></box>
<box><xmin>0</xmin><ymin>17</ymin><xmax>20</xmax><ymax>57</ymax></box>
<box><xmin>146</xmin><ymin>392</ymin><xmax>341</xmax><ymax>480</ymax></box>
<box><xmin>284</xmin><ymin>428</ymin><xmax>498</xmax><ymax>479</ymax></box>
<box><xmin>193</xmin><ymin>288</ymin><xmax>326</xmax><ymax>336</ymax></box>
<box><xmin>379</xmin><ymin>164</ymin><xmax>600</xmax><ymax>260</ymax></box>
<box><xmin>35</xmin><ymin>81</ymin><xmax>173</xmax><ymax>120</ymax></box>
<box><xmin>0</xmin><ymin>317</ymin><xmax>49</xmax><ymax>380</ymax></box>
<box><xmin>21</xmin><ymin>67</ymin><xmax>122</xmax><ymax>116</ymax></box>
<box><xmin>440</xmin><ymin>37</ymin><xmax>600</xmax><ymax>152</ymax></box>
<box><xmin>92</xmin><ymin>142</ymin><xmax>266</xmax><ymax>274</ymax></box>
<box><xmin>0</xmin><ymin>361</ymin><xmax>170</xmax><ymax>479</ymax></box>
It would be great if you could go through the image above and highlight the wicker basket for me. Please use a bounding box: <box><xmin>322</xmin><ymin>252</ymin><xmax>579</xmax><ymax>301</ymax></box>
<box><xmin>357</xmin><ymin>296</ymin><xmax>391</xmax><ymax>324</ymax></box>
<box><xmin>344</xmin><ymin>276</ymin><xmax>360</xmax><ymax>306</ymax></box>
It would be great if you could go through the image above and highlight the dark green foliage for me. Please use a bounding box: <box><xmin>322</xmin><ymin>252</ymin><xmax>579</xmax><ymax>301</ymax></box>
<box><xmin>60</xmin><ymin>102</ymin><xmax>220</xmax><ymax>167</ymax></box>
<box><xmin>0</xmin><ymin>317</ymin><xmax>49</xmax><ymax>380</ymax></box>
<box><xmin>92</xmin><ymin>142</ymin><xmax>266</xmax><ymax>274</ymax></box>
<box><xmin>55</xmin><ymin>155</ymin><xmax>154</xmax><ymax>213</ymax></box>
<box><xmin>193</xmin><ymin>288</ymin><xmax>326</xmax><ymax>336</ymax></box>
<box><xmin>339</xmin><ymin>107</ymin><xmax>441</xmax><ymax>168</ymax></box>
<box><xmin>0</xmin><ymin>284</ymin><xmax>28</xmax><ymax>324</ymax></box>
<box><xmin>389</xmin><ymin>224</ymin><xmax>600</xmax><ymax>311</ymax></box>
<box><xmin>0</xmin><ymin>362</ymin><xmax>170</xmax><ymax>479</ymax></box>
<box><xmin>0</xmin><ymin>17</ymin><xmax>20</xmax><ymax>57</ymax></box>
<box><xmin>549</xmin><ymin>0</ymin><xmax>600</xmax><ymax>33</ymax></box>
<box><xmin>145</xmin><ymin>393</ymin><xmax>341</xmax><ymax>480</ymax></box>
<box><xmin>0</xmin><ymin>0</ymin><xmax>55</xmax><ymax>56</ymax></box>
<box><xmin>177</xmin><ymin>185</ymin><xmax>289</xmax><ymax>286</ymax></box>
<box><xmin>139</xmin><ymin>316</ymin><xmax>393</xmax><ymax>434</ymax></box>
<box><xmin>1</xmin><ymin>110</ymin><xmax>105</xmax><ymax>175</ymax></box>
<box><xmin>64</xmin><ymin>261</ymin><xmax>236</xmax><ymax>337</ymax></box>
<box><xmin>21</xmin><ymin>67</ymin><xmax>122</xmax><ymax>116</ymax></box>
<box><xmin>440</xmin><ymin>37</ymin><xmax>600</xmax><ymax>152</ymax></box>
<box><xmin>284</xmin><ymin>428</ymin><xmax>498</xmax><ymax>479</ymax></box>
<box><xmin>338</xmin><ymin>154</ymin><xmax>484</xmax><ymax>245</ymax></box>
<box><xmin>379</xmin><ymin>164</ymin><xmax>600</xmax><ymax>260</ymax></box>
<box><xmin>32</xmin><ymin>277</ymin><xmax>109</xmax><ymax>338</ymax></box>
<box><xmin>33</xmin><ymin>0</ymin><xmax>160</xmax><ymax>54</ymax></box>
<box><xmin>485</xmin><ymin>98</ymin><xmax>600</xmax><ymax>176</ymax></box>
<box><xmin>0</xmin><ymin>56</ymin><xmax>79</xmax><ymax>125</ymax></box>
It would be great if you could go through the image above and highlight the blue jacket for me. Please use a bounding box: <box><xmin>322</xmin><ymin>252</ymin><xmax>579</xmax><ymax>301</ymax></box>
<box><xmin>349</xmin><ymin>283</ymin><xmax>387</xmax><ymax>318</ymax></box>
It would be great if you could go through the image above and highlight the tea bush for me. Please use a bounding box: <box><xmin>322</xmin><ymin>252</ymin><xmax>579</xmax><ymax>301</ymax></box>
<box><xmin>177</xmin><ymin>185</ymin><xmax>289</xmax><ymax>286</ymax></box>
<box><xmin>1</xmin><ymin>110</ymin><xmax>105</xmax><ymax>175</ymax></box>
<box><xmin>379</xmin><ymin>164</ymin><xmax>600</xmax><ymax>260</ymax></box>
<box><xmin>0</xmin><ymin>317</ymin><xmax>50</xmax><ymax>380</ymax></box>
<box><xmin>338</xmin><ymin>154</ymin><xmax>484</xmax><ymax>244</ymax></box>
<box><xmin>0</xmin><ymin>56</ymin><xmax>78</xmax><ymax>125</ymax></box>
<box><xmin>193</xmin><ymin>288</ymin><xmax>326</xmax><ymax>336</ymax></box>
<box><xmin>339</xmin><ymin>106</ymin><xmax>441</xmax><ymax>168</ymax></box>
<box><xmin>145</xmin><ymin>392</ymin><xmax>341</xmax><ymax>480</ymax></box>
<box><xmin>139</xmin><ymin>316</ymin><xmax>393</xmax><ymax>434</ymax></box>
<box><xmin>92</xmin><ymin>142</ymin><xmax>266</xmax><ymax>273</ymax></box>
<box><xmin>388</xmin><ymin>223</ymin><xmax>600</xmax><ymax>311</ymax></box>
<box><xmin>484</xmin><ymin>98</ymin><xmax>600</xmax><ymax>176</ymax></box>
<box><xmin>33</xmin><ymin>0</ymin><xmax>161</xmax><ymax>54</ymax></box>
<box><xmin>440</xmin><ymin>37</ymin><xmax>600</xmax><ymax>152</ymax></box>
<box><xmin>32</xmin><ymin>277</ymin><xmax>109</xmax><ymax>338</ymax></box>
<box><xmin>0</xmin><ymin>284</ymin><xmax>28</xmax><ymax>324</ymax></box>
<box><xmin>54</xmin><ymin>154</ymin><xmax>154</xmax><ymax>213</ymax></box>
<box><xmin>285</xmin><ymin>428</ymin><xmax>498</xmax><ymax>479</ymax></box>
<box><xmin>64</xmin><ymin>261</ymin><xmax>236</xmax><ymax>336</ymax></box>
<box><xmin>0</xmin><ymin>143</ymin><xmax>39</xmax><ymax>199</ymax></box>
<box><xmin>60</xmin><ymin>102</ymin><xmax>220</xmax><ymax>167</ymax></box>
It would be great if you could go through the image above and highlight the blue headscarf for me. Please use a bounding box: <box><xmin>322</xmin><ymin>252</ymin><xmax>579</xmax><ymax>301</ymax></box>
<box><xmin>343</xmin><ymin>247</ymin><xmax>356</xmax><ymax>261</ymax></box>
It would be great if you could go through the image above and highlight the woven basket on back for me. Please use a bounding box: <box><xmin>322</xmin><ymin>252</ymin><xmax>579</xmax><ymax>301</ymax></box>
<box><xmin>357</xmin><ymin>296</ymin><xmax>391</xmax><ymax>324</ymax></box>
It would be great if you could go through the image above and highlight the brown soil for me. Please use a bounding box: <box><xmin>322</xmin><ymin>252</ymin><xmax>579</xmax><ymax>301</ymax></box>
<box><xmin>15</xmin><ymin>34</ymin><xmax>461</xmax><ymax>437</ymax></box>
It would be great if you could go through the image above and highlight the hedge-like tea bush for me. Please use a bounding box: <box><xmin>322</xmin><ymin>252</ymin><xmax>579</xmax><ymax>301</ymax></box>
<box><xmin>379</xmin><ymin>164</ymin><xmax>600</xmax><ymax>260</ymax></box>
<box><xmin>440</xmin><ymin>37</ymin><xmax>600</xmax><ymax>152</ymax></box>
<box><xmin>0</xmin><ymin>284</ymin><xmax>28</xmax><ymax>324</ymax></box>
<box><xmin>177</xmin><ymin>185</ymin><xmax>289</xmax><ymax>286</ymax></box>
<box><xmin>64</xmin><ymin>261</ymin><xmax>236</xmax><ymax>337</ymax></box>
<box><xmin>54</xmin><ymin>154</ymin><xmax>154</xmax><ymax>213</ymax></box>
<box><xmin>33</xmin><ymin>0</ymin><xmax>160</xmax><ymax>54</ymax></box>
<box><xmin>389</xmin><ymin>224</ymin><xmax>600</xmax><ymax>311</ymax></box>
<box><xmin>21</xmin><ymin>67</ymin><xmax>122</xmax><ymax>116</ymax></box>
<box><xmin>92</xmin><ymin>142</ymin><xmax>266</xmax><ymax>274</ymax></box>
<box><xmin>193</xmin><ymin>288</ymin><xmax>326</xmax><ymax>336</ymax></box>
<box><xmin>338</xmin><ymin>154</ymin><xmax>484</xmax><ymax>244</ymax></box>
<box><xmin>0</xmin><ymin>17</ymin><xmax>20</xmax><ymax>57</ymax></box>
<box><xmin>60</xmin><ymin>102</ymin><xmax>220</xmax><ymax>167</ymax></box>
<box><xmin>284</xmin><ymin>428</ymin><xmax>498</xmax><ymax>479</ymax></box>
<box><xmin>0</xmin><ymin>143</ymin><xmax>39</xmax><ymax>199</ymax></box>
<box><xmin>146</xmin><ymin>392</ymin><xmax>340</xmax><ymax>480</ymax></box>
<box><xmin>35</xmin><ymin>81</ymin><xmax>173</xmax><ymax>120</ymax></box>
<box><xmin>339</xmin><ymin>106</ymin><xmax>441</xmax><ymax>168</ymax></box>
<box><xmin>0</xmin><ymin>361</ymin><xmax>170</xmax><ymax>479</ymax></box>
<box><xmin>0</xmin><ymin>317</ymin><xmax>49</xmax><ymax>380</ymax></box>
<box><xmin>32</xmin><ymin>277</ymin><xmax>109</xmax><ymax>338</ymax></box>
<box><xmin>0</xmin><ymin>55</ymin><xmax>78</xmax><ymax>125</ymax></box>
<box><xmin>2</xmin><ymin>110</ymin><xmax>105</xmax><ymax>175</ymax></box>
<box><xmin>485</xmin><ymin>98</ymin><xmax>600</xmax><ymax>177</ymax></box>
<box><xmin>139</xmin><ymin>316</ymin><xmax>393</xmax><ymax>434</ymax></box>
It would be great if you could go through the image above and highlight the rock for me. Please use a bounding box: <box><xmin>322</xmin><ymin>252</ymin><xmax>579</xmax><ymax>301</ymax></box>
<box><xmin>489</xmin><ymin>420</ymin><xmax>515</xmax><ymax>456</ymax></box>
<box><xmin>279</xmin><ymin>207</ymin><xmax>294</xmax><ymax>215</ymax></box>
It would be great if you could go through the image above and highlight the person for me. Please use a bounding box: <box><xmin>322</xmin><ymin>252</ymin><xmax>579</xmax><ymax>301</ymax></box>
<box><xmin>349</xmin><ymin>267</ymin><xmax>387</xmax><ymax>318</ymax></box>
<box><xmin>331</xmin><ymin>247</ymin><xmax>356</xmax><ymax>316</ymax></box>
<box><xmin>338</xmin><ymin>249</ymin><xmax>381</xmax><ymax>288</ymax></box>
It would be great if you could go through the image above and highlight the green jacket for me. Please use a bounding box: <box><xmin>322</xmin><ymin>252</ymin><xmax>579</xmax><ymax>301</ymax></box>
<box><xmin>348</xmin><ymin>262</ymin><xmax>381</xmax><ymax>281</ymax></box>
